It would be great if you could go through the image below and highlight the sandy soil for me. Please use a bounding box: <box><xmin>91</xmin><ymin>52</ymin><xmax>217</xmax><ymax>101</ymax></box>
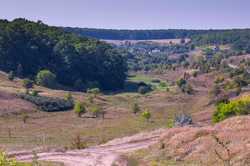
<box><xmin>9</xmin><ymin>129</ymin><xmax>167</xmax><ymax>166</ymax></box>
<box><xmin>9</xmin><ymin>116</ymin><xmax>250</xmax><ymax>166</ymax></box>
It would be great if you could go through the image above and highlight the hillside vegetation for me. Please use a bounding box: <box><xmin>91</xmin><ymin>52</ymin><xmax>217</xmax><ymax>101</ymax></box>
<box><xmin>0</xmin><ymin>19</ymin><xmax>127</xmax><ymax>90</ymax></box>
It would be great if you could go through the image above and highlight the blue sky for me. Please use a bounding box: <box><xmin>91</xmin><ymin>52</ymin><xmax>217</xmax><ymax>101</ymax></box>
<box><xmin>1</xmin><ymin>0</ymin><xmax>250</xmax><ymax>29</ymax></box>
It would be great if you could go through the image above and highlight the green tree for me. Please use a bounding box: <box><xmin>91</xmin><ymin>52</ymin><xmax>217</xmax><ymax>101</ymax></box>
<box><xmin>74</xmin><ymin>101</ymin><xmax>86</xmax><ymax>117</ymax></box>
<box><xmin>87</xmin><ymin>88</ymin><xmax>101</xmax><ymax>97</ymax></box>
<box><xmin>36</xmin><ymin>70</ymin><xmax>57</xmax><ymax>88</ymax></box>
<box><xmin>23</xmin><ymin>79</ymin><xmax>33</xmax><ymax>89</ymax></box>
<box><xmin>8</xmin><ymin>71</ymin><xmax>14</xmax><ymax>81</ymax></box>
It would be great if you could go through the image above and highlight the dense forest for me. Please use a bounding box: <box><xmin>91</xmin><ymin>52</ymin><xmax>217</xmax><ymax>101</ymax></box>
<box><xmin>0</xmin><ymin>19</ymin><xmax>127</xmax><ymax>90</ymax></box>
<box><xmin>192</xmin><ymin>30</ymin><xmax>250</xmax><ymax>53</ymax></box>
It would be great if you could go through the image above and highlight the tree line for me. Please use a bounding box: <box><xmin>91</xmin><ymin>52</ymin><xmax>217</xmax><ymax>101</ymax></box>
<box><xmin>65</xmin><ymin>27</ymin><xmax>250</xmax><ymax>54</ymax></box>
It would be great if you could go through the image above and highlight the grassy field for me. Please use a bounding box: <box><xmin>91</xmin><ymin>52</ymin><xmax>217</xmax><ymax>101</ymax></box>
<box><xmin>128</xmin><ymin>74</ymin><xmax>170</xmax><ymax>91</ymax></box>
<box><xmin>0</xmin><ymin>72</ymin><xmax>213</xmax><ymax>154</ymax></box>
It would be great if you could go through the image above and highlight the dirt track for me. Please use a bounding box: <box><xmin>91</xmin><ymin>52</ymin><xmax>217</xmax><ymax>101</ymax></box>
<box><xmin>9</xmin><ymin>129</ymin><xmax>167</xmax><ymax>166</ymax></box>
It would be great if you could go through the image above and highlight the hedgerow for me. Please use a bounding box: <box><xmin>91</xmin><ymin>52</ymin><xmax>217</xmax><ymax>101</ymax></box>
<box><xmin>19</xmin><ymin>94</ymin><xmax>74</xmax><ymax>112</ymax></box>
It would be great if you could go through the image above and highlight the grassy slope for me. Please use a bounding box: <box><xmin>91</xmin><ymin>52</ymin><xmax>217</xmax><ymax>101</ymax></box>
<box><xmin>0</xmin><ymin>71</ymin><xmax>214</xmax><ymax>153</ymax></box>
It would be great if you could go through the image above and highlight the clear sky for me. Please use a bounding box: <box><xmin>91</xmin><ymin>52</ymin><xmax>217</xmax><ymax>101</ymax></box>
<box><xmin>1</xmin><ymin>0</ymin><xmax>250</xmax><ymax>29</ymax></box>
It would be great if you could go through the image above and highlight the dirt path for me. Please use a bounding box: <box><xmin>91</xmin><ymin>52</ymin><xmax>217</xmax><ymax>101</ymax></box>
<box><xmin>9</xmin><ymin>129</ymin><xmax>167</xmax><ymax>166</ymax></box>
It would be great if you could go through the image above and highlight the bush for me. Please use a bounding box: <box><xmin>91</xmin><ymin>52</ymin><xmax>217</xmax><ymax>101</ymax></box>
<box><xmin>151</xmin><ymin>79</ymin><xmax>161</xmax><ymax>83</ymax></box>
<box><xmin>89</xmin><ymin>105</ymin><xmax>101</xmax><ymax>118</ymax></box>
<box><xmin>0</xmin><ymin>151</ymin><xmax>23</xmax><ymax>166</ymax></box>
<box><xmin>181</xmin><ymin>84</ymin><xmax>194</xmax><ymax>94</ymax></box>
<box><xmin>214</xmin><ymin>76</ymin><xmax>224</xmax><ymax>84</ymax></box>
<box><xmin>23</xmin><ymin>79</ymin><xmax>33</xmax><ymax>89</ymax></box>
<box><xmin>192</xmin><ymin>71</ymin><xmax>198</xmax><ymax>77</ymax></box>
<box><xmin>36</xmin><ymin>70</ymin><xmax>56</xmax><ymax>88</ymax></box>
<box><xmin>174</xmin><ymin>114</ymin><xmax>192</xmax><ymax>127</ymax></box>
<box><xmin>64</xmin><ymin>92</ymin><xmax>73</xmax><ymax>101</ymax></box>
<box><xmin>74</xmin><ymin>101</ymin><xmax>86</xmax><ymax>117</ymax></box>
<box><xmin>159</xmin><ymin>82</ymin><xmax>167</xmax><ymax>88</ymax></box>
<box><xmin>30</xmin><ymin>90</ymin><xmax>39</xmax><ymax>96</ymax></box>
<box><xmin>138</xmin><ymin>85</ymin><xmax>151</xmax><ymax>94</ymax></box>
<box><xmin>223</xmin><ymin>80</ymin><xmax>239</xmax><ymax>91</ymax></box>
<box><xmin>142</xmin><ymin>110</ymin><xmax>151</xmax><ymax>122</ymax></box>
<box><xmin>213</xmin><ymin>96</ymin><xmax>250</xmax><ymax>123</ymax></box>
<box><xmin>87</xmin><ymin>88</ymin><xmax>100</xmax><ymax>97</ymax></box>
<box><xmin>176</xmin><ymin>78</ymin><xmax>186</xmax><ymax>88</ymax></box>
<box><xmin>8</xmin><ymin>71</ymin><xmax>14</xmax><ymax>81</ymax></box>
<box><xmin>19</xmin><ymin>93</ymin><xmax>74</xmax><ymax>112</ymax></box>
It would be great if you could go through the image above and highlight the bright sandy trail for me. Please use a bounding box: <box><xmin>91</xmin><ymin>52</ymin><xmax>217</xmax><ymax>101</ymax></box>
<box><xmin>9</xmin><ymin>129</ymin><xmax>167</xmax><ymax>166</ymax></box>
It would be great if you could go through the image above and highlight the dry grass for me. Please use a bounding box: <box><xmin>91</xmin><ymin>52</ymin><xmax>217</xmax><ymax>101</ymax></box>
<box><xmin>0</xmin><ymin>71</ymin><xmax>214</xmax><ymax>152</ymax></box>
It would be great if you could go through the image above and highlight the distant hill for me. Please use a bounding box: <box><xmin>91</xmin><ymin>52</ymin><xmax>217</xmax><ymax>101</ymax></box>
<box><xmin>64</xmin><ymin>27</ymin><xmax>250</xmax><ymax>54</ymax></box>
<box><xmin>63</xmin><ymin>27</ymin><xmax>249</xmax><ymax>41</ymax></box>
<box><xmin>63</xmin><ymin>28</ymin><xmax>209</xmax><ymax>40</ymax></box>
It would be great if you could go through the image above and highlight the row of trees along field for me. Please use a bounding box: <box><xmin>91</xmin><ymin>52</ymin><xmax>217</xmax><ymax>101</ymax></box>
<box><xmin>0</xmin><ymin>18</ymin><xmax>127</xmax><ymax>90</ymax></box>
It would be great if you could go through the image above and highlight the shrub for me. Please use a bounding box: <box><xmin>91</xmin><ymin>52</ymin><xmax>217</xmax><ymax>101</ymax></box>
<box><xmin>166</xmin><ymin>118</ymin><xmax>174</xmax><ymax>128</ymax></box>
<box><xmin>192</xmin><ymin>71</ymin><xmax>198</xmax><ymax>77</ymax></box>
<box><xmin>23</xmin><ymin>79</ymin><xmax>33</xmax><ymax>89</ymax></box>
<box><xmin>182</xmin><ymin>84</ymin><xmax>194</xmax><ymax>94</ymax></box>
<box><xmin>131</xmin><ymin>102</ymin><xmax>141</xmax><ymax>114</ymax></box>
<box><xmin>8</xmin><ymin>71</ymin><xmax>14</xmax><ymax>81</ymax></box>
<box><xmin>138</xmin><ymin>85</ymin><xmax>151</xmax><ymax>94</ymax></box>
<box><xmin>89</xmin><ymin>105</ymin><xmax>101</xmax><ymax>118</ymax></box>
<box><xmin>36</xmin><ymin>70</ymin><xmax>56</xmax><ymax>88</ymax></box>
<box><xmin>151</xmin><ymin>79</ymin><xmax>161</xmax><ymax>83</ymax></box>
<box><xmin>214</xmin><ymin>76</ymin><xmax>225</xmax><ymax>84</ymax></box>
<box><xmin>30</xmin><ymin>90</ymin><xmax>39</xmax><ymax>96</ymax></box>
<box><xmin>19</xmin><ymin>93</ymin><xmax>74</xmax><ymax>112</ymax></box>
<box><xmin>0</xmin><ymin>151</ymin><xmax>24</xmax><ymax>166</ymax></box>
<box><xmin>176</xmin><ymin>78</ymin><xmax>186</xmax><ymax>88</ymax></box>
<box><xmin>64</xmin><ymin>92</ymin><xmax>73</xmax><ymax>101</ymax></box>
<box><xmin>87</xmin><ymin>94</ymin><xmax>94</xmax><ymax>104</ymax></box>
<box><xmin>174</xmin><ymin>114</ymin><xmax>192</xmax><ymax>127</ymax></box>
<box><xmin>87</xmin><ymin>88</ymin><xmax>100</xmax><ymax>97</ymax></box>
<box><xmin>223</xmin><ymin>80</ymin><xmax>239</xmax><ymax>91</ymax></box>
<box><xmin>142</xmin><ymin>110</ymin><xmax>151</xmax><ymax>122</ymax></box>
<box><xmin>159</xmin><ymin>82</ymin><xmax>167</xmax><ymax>88</ymax></box>
<box><xmin>213</xmin><ymin>96</ymin><xmax>250</xmax><ymax>123</ymax></box>
<box><xmin>74</xmin><ymin>101</ymin><xmax>86</xmax><ymax>117</ymax></box>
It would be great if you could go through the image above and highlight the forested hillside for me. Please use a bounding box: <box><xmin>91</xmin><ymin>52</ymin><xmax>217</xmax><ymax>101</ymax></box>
<box><xmin>64</xmin><ymin>27</ymin><xmax>208</xmax><ymax>40</ymax></box>
<box><xmin>0</xmin><ymin>19</ymin><xmax>127</xmax><ymax>90</ymax></box>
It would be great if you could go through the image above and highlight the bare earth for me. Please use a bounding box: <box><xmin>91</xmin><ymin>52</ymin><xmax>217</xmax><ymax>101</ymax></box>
<box><xmin>8</xmin><ymin>116</ymin><xmax>250</xmax><ymax>166</ymax></box>
<box><xmin>9</xmin><ymin>129</ymin><xmax>167</xmax><ymax>166</ymax></box>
